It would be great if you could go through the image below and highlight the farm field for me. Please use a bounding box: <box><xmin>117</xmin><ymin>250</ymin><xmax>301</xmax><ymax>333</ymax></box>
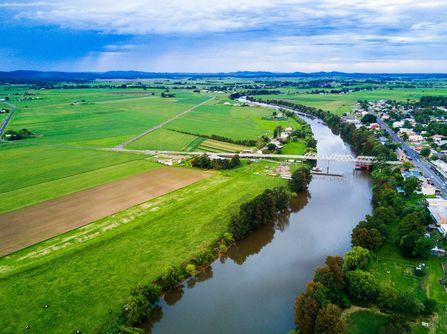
<box><xmin>197</xmin><ymin>138</ymin><xmax>248</xmax><ymax>153</ymax></box>
<box><xmin>6</xmin><ymin>88</ymin><xmax>212</xmax><ymax>147</ymax></box>
<box><xmin>167</xmin><ymin>97</ymin><xmax>300</xmax><ymax>140</ymax></box>
<box><xmin>126</xmin><ymin>128</ymin><xmax>199</xmax><ymax>151</ymax></box>
<box><xmin>0</xmin><ymin>167</ymin><xmax>211</xmax><ymax>256</ymax></box>
<box><xmin>258</xmin><ymin>88</ymin><xmax>447</xmax><ymax>115</ymax></box>
<box><xmin>0</xmin><ymin>161</ymin><xmax>288</xmax><ymax>333</ymax></box>
<box><xmin>0</xmin><ymin>145</ymin><xmax>159</xmax><ymax>213</ymax></box>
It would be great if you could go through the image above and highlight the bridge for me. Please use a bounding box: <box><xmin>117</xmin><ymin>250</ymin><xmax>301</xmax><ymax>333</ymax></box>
<box><xmin>109</xmin><ymin>148</ymin><xmax>401</xmax><ymax>166</ymax></box>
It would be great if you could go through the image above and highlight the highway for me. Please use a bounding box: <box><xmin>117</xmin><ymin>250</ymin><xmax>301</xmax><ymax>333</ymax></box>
<box><xmin>375</xmin><ymin>116</ymin><xmax>447</xmax><ymax>199</ymax></box>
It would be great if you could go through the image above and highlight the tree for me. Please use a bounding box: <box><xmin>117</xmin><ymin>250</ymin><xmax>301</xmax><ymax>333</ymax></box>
<box><xmin>289</xmin><ymin>166</ymin><xmax>312</xmax><ymax>193</ymax></box>
<box><xmin>372</xmin><ymin>206</ymin><xmax>397</xmax><ymax>225</ymax></box>
<box><xmin>343</xmin><ymin>246</ymin><xmax>370</xmax><ymax>271</ymax></box>
<box><xmin>398</xmin><ymin>213</ymin><xmax>425</xmax><ymax>238</ymax></box>
<box><xmin>402</xmin><ymin>177</ymin><xmax>421</xmax><ymax>197</ymax></box>
<box><xmin>126</xmin><ymin>284</ymin><xmax>161</xmax><ymax>324</ymax></box>
<box><xmin>351</xmin><ymin>227</ymin><xmax>383</xmax><ymax>251</ymax></box>
<box><xmin>420</xmin><ymin>147</ymin><xmax>431</xmax><ymax>157</ymax></box>
<box><xmin>380</xmin><ymin>315</ymin><xmax>410</xmax><ymax>334</ymax></box>
<box><xmin>412</xmin><ymin>237</ymin><xmax>433</xmax><ymax>259</ymax></box>
<box><xmin>229</xmin><ymin>155</ymin><xmax>241</xmax><ymax>168</ymax></box>
<box><xmin>294</xmin><ymin>281</ymin><xmax>329</xmax><ymax>334</ymax></box>
<box><xmin>159</xmin><ymin>265</ymin><xmax>183</xmax><ymax>290</ymax></box>
<box><xmin>346</xmin><ymin>270</ymin><xmax>379</xmax><ymax>302</ymax></box>
<box><xmin>273</xmin><ymin>125</ymin><xmax>283</xmax><ymax>138</ymax></box>
<box><xmin>361</xmin><ymin>113</ymin><xmax>376</xmax><ymax>125</ymax></box>
<box><xmin>314</xmin><ymin>304</ymin><xmax>346</xmax><ymax>334</ymax></box>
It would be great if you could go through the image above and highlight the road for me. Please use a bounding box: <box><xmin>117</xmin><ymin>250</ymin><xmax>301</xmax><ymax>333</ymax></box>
<box><xmin>375</xmin><ymin>116</ymin><xmax>447</xmax><ymax>199</ymax></box>
<box><xmin>115</xmin><ymin>96</ymin><xmax>215</xmax><ymax>149</ymax></box>
<box><xmin>0</xmin><ymin>102</ymin><xmax>16</xmax><ymax>139</ymax></box>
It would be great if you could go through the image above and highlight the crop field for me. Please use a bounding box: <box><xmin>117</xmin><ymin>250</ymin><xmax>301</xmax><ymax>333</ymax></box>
<box><xmin>197</xmin><ymin>139</ymin><xmax>248</xmax><ymax>152</ymax></box>
<box><xmin>0</xmin><ymin>145</ymin><xmax>159</xmax><ymax>213</ymax></box>
<box><xmin>258</xmin><ymin>88</ymin><xmax>447</xmax><ymax>115</ymax></box>
<box><xmin>126</xmin><ymin>128</ymin><xmax>199</xmax><ymax>151</ymax></box>
<box><xmin>0</xmin><ymin>162</ymin><xmax>288</xmax><ymax>333</ymax></box>
<box><xmin>167</xmin><ymin>98</ymin><xmax>300</xmax><ymax>140</ymax></box>
<box><xmin>6</xmin><ymin>88</ymin><xmax>212</xmax><ymax>147</ymax></box>
<box><xmin>0</xmin><ymin>167</ymin><xmax>212</xmax><ymax>256</ymax></box>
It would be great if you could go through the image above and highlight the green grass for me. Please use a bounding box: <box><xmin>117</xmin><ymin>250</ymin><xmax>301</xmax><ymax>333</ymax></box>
<box><xmin>0</xmin><ymin>145</ymin><xmax>158</xmax><ymax>213</ymax></box>
<box><xmin>168</xmin><ymin>98</ymin><xmax>300</xmax><ymax>140</ymax></box>
<box><xmin>281</xmin><ymin>141</ymin><xmax>307</xmax><ymax>155</ymax></box>
<box><xmin>7</xmin><ymin>89</ymin><xmax>212</xmax><ymax>147</ymax></box>
<box><xmin>0</xmin><ymin>162</ymin><xmax>288</xmax><ymax>333</ymax></box>
<box><xmin>346</xmin><ymin>310</ymin><xmax>388</xmax><ymax>334</ymax></box>
<box><xmin>126</xmin><ymin>128</ymin><xmax>198</xmax><ymax>151</ymax></box>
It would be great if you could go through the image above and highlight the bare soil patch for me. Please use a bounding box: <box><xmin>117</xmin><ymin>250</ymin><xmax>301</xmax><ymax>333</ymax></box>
<box><xmin>0</xmin><ymin>168</ymin><xmax>211</xmax><ymax>256</ymax></box>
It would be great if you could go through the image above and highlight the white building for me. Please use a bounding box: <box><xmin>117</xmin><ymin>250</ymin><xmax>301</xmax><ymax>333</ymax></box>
<box><xmin>427</xmin><ymin>198</ymin><xmax>447</xmax><ymax>236</ymax></box>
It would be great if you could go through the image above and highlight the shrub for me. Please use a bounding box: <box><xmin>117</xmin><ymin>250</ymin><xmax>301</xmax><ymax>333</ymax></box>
<box><xmin>159</xmin><ymin>265</ymin><xmax>183</xmax><ymax>290</ymax></box>
<box><xmin>218</xmin><ymin>243</ymin><xmax>227</xmax><ymax>253</ymax></box>
<box><xmin>185</xmin><ymin>264</ymin><xmax>197</xmax><ymax>277</ymax></box>
<box><xmin>223</xmin><ymin>232</ymin><xmax>234</xmax><ymax>245</ymax></box>
<box><xmin>194</xmin><ymin>248</ymin><xmax>214</xmax><ymax>266</ymax></box>
<box><xmin>126</xmin><ymin>284</ymin><xmax>161</xmax><ymax>324</ymax></box>
<box><xmin>423</xmin><ymin>298</ymin><xmax>437</xmax><ymax>316</ymax></box>
<box><xmin>380</xmin><ymin>315</ymin><xmax>410</xmax><ymax>334</ymax></box>
<box><xmin>394</xmin><ymin>292</ymin><xmax>424</xmax><ymax>316</ymax></box>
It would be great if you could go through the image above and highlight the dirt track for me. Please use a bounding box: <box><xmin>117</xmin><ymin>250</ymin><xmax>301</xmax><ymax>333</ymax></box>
<box><xmin>0</xmin><ymin>167</ymin><xmax>211</xmax><ymax>256</ymax></box>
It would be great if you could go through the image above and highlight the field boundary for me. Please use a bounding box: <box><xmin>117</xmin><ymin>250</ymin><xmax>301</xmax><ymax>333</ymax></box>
<box><xmin>117</xmin><ymin>96</ymin><xmax>214</xmax><ymax>149</ymax></box>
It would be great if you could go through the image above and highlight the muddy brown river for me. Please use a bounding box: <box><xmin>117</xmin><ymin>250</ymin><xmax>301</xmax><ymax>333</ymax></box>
<box><xmin>143</xmin><ymin>111</ymin><xmax>372</xmax><ymax>334</ymax></box>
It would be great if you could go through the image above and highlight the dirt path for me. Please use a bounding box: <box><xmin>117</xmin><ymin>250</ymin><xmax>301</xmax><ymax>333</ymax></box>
<box><xmin>0</xmin><ymin>167</ymin><xmax>212</xmax><ymax>256</ymax></box>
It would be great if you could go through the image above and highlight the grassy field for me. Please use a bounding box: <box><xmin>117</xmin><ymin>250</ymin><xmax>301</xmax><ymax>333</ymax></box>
<box><xmin>197</xmin><ymin>138</ymin><xmax>248</xmax><ymax>153</ymax></box>
<box><xmin>258</xmin><ymin>88</ymin><xmax>447</xmax><ymax>115</ymax></box>
<box><xmin>0</xmin><ymin>145</ymin><xmax>158</xmax><ymax>213</ymax></box>
<box><xmin>7</xmin><ymin>89</ymin><xmax>212</xmax><ymax>147</ymax></box>
<box><xmin>126</xmin><ymin>128</ymin><xmax>199</xmax><ymax>151</ymax></box>
<box><xmin>167</xmin><ymin>97</ymin><xmax>300</xmax><ymax>139</ymax></box>
<box><xmin>0</xmin><ymin>162</ymin><xmax>288</xmax><ymax>333</ymax></box>
<box><xmin>345</xmin><ymin>310</ymin><xmax>388</xmax><ymax>334</ymax></box>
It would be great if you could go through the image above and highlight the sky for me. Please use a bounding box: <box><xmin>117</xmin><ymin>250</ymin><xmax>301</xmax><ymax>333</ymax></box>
<box><xmin>1</xmin><ymin>0</ymin><xmax>447</xmax><ymax>73</ymax></box>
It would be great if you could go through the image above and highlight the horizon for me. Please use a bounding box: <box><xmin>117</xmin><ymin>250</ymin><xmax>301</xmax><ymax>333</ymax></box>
<box><xmin>2</xmin><ymin>1</ymin><xmax>447</xmax><ymax>73</ymax></box>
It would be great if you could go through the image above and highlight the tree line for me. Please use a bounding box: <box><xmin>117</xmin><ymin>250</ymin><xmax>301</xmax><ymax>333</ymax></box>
<box><xmin>191</xmin><ymin>154</ymin><xmax>241</xmax><ymax>170</ymax></box>
<box><xmin>168</xmin><ymin>129</ymin><xmax>257</xmax><ymax>147</ymax></box>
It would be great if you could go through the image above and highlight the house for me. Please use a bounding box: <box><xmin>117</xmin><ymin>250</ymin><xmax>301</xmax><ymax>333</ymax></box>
<box><xmin>393</xmin><ymin>120</ymin><xmax>405</xmax><ymax>128</ymax></box>
<box><xmin>421</xmin><ymin>183</ymin><xmax>437</xmax><ymax>196</ymax></box>
<box><xmin>369</xmin><ymin>123</ymin><xmax>380</xmax><ymax>131</ymax></box>
<box><xmin>426</xmin><ymin>198</ymin><xmax>447</xmax><ymax>237</ymax></box>
<box><xmin>396</xmin><ymin>148</ymin><xmax>408</xmax><ymax>161</ymax></box>
<box><xmin>408</xmin><ymin>134</ymin><xmax>424</xmax><ymax>143</ymax></box>
<box><xmin>432</xmin><ymin>134</ymin><xmax>445</xmax><ymax>145</ymax></box>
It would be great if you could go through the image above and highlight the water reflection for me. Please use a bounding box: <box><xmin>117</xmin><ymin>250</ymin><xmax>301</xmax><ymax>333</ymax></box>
<box><xmin>142</xmin><ymin>113</ymin><xmax>372</xmax><ymax>334</ymax></box>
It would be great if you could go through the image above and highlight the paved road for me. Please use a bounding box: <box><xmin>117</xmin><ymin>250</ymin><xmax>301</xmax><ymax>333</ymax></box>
<box><xmin>115</xmin><ymin>96</ymin><xmax>215</xmax><ymax>149</ymax></box>
<box><xmin>0</xmin><ymin>102</ymin><xmax>16</xmax><ymax>139</ymax></box>
<box><xmin>375</xmin><ymin>116</ymin><xmax>447</xmax><ymax>199</ymax></box>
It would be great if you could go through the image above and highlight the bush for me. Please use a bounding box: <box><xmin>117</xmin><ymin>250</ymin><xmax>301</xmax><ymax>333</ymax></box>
<box><xmin>223</xmin><ymin>232</ymin><xmax>234</xmax><ymax>245</ymax></box>
<box><xmin>380</xmin><ymin>315</ymin><xmax>410</xmax><ymax>334</ymax></box>
<box><xmin>218</xmin><ymin>243</ymin><xmax>227</xmax><ymax>253</ymax></box>
<box><xmin>159</xmin><ymin>265</ymin><xmax>183</xmax><ymax>290</ymax></box>
<box><xmin>423</xmin><ymin>298</ymin><xmax>437</xmax><ymax>316</ymax></box>
<box><xmin>194</xmin><ymin>248</ymin><xmax>214</xmax><ymax>266</ymax></box>
<box><xmin>185</xmin><ymin>264</ymin><xmax>197</xmax><ymax>277</ymax></box>
<box><xmin>126</xmin><ymin>284</ymin><xmax>161</xmax><ymax>324</ymax></box>
<box><xmin>393</xmin><ymin>292</ymin><xmax>424</xmax><ymax>316</ymax></box>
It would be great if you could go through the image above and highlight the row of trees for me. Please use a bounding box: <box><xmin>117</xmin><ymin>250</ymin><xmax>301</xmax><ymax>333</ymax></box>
<box><xmin>3</xmin><ymin>128</ymin><xmax>34</xmax><ymax>141</ymax></box>
<box><xmin>191</xmin><ymin>154</ymin><xmax>241</xmax><ymax>170</ymax></box>
<box><xmin>169</xmin><ymin>129</ymin><xmax>257</xmax><ymax>147</ymax></box>
<box><xmin>249</xmin><ymin>97</ymin><xmax>396</xmax><ymax>160</ymax></box>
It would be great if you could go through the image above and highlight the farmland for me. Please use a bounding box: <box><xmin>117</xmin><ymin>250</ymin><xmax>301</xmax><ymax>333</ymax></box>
<box><xmin>0</xmin><ymin>162</ymin><xmax>288</xmax><ymax>333</ymax></box>
<box><xmin>257</xmin><ymin>88</ymin><xmax>447</xmax><ymax>115</ymax></box>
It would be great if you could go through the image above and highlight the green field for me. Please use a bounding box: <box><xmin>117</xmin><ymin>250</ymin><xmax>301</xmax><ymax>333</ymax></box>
<box><xmin>0</xmin><ymin>162</ymin><xmax>288</xmax><ymax>333</ymax></box>
<box><xmin>7</xmin><ymin>89</ymin><xmax>211</xmax><ymax>147</ymax></box>
<box><xmin>258</xmin><ymin>88</ymin><xmax>447</xmax><ymax>115</ymax></box>
<box><xmin>346</xmin><ymin>310</ymin><xmax>388</xmax><ymax>334</ymax></box>
<box><xmin>167</xmin><ymin>98</ymin><xmax>300</xmax><ymax>139</ymax></box>
<box><xmin>0</xmin><ymin>145</ymin><xmax>158</xmax><ymax>213</ymax></box>
<box><xmin>127</xmin><ymin>128</ymin><xmax>199</xmax><ymax>151</ymax></box>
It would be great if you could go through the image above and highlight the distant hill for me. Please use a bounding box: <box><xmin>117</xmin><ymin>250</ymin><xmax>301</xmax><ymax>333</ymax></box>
<box><xmin>1</xmin><ymin>70</ymin><xmax>447</xmax><ymax>82</ymax></box>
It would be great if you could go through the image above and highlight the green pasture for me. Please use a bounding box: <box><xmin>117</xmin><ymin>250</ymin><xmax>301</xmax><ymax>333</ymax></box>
<box><xmin>0</xmin><ymin>145</ymin><xmax>157</xmax><ymax>213</ymax></box>
<box><xmin>6</xmin><ymin>88</ymin><xmax>211</xmax><ymax>147</ymax></box>
<box><xmin>0</xmin><ymin>162</ymin><xmax>287</xmax><ymax>333</ymax></box>
<box><xmin>167</xmin><ymin>98</ymin><xmax>300</xmax><ymax>140</ymax></box>
<box><xmin>127</xmin><ymin>128</ymin><xmax>198</xmax><ymax>151</ymax></box>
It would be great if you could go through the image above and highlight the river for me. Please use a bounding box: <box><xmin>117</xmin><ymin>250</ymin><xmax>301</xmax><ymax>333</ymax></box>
<box><xmin>143</xmin><ymin>109</ymin><xmax>373</xmax><ymax>334</ymax></box>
